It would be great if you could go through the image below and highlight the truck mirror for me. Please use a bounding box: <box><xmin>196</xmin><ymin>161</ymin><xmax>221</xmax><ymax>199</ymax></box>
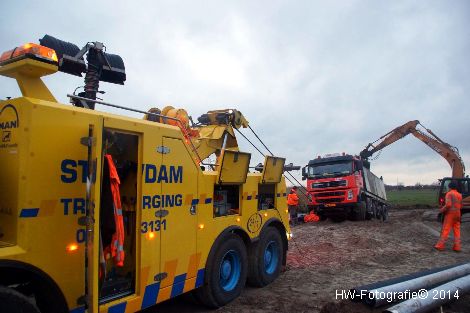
<box><xmin>355</xmin><ymin>160</ymin><xmax>363</xmax><ymax>171</ymax></box>
<box><xmin>302</xmin><ymin>167</ymin><xmax>307</xmax><ymax>180</ymax></box>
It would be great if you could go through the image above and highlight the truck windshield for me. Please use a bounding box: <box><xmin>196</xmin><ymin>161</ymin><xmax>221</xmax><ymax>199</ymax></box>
<box><xmin>308</xmin><ymin>161</ymin><xmax>352</xmax><ymax>179</ymax></box>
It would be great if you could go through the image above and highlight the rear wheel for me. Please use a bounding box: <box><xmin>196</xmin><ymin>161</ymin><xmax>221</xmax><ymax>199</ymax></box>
<box><xmin>0</xmin><ymin>286</ymin><xmax>40</xmax><ymax>313</ymax></box>
<box><xmin>366</xmin><ymin>199</ymin><xmax>374</xmax><ymax>220</ymax></box>
<box><xmin>195</xmin><ymin>234</ymin><xmax>247</xmax><ymax>308</ymax></box>
<box><xmin>248</xmin><ymin>227</ymin><xmax>283</xmax><ymax>287</ymax></box>
<box><xmin>381</xmin><ymin>205</ymin><xmax>388</xmax><ymax>221</ymax></box>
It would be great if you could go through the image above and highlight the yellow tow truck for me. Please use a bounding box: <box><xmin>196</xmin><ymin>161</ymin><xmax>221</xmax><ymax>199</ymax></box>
<box><xmin>0</xmin><ymin>35</ymin><xmax>291</xmax><ymax>313</ymax></box>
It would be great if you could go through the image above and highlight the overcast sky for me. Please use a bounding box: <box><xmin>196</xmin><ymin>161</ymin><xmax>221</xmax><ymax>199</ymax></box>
<box><xmin>1</xmin><ymin>0</ymin><xmax>469</xmax><ymax>185</ymax></box>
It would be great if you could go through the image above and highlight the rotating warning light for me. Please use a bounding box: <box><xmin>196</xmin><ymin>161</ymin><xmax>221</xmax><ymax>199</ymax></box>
<box><xmin>0</xmin><ymin>43</ymin><xmax>58</xmax><ymax>66</ymax></box>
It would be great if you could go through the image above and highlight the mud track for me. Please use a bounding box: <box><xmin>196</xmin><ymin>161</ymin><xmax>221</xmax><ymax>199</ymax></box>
<box><xmin>149</xmin><ymin>208</ymin><xmax>470</xmax><ymax>313</ymax></box>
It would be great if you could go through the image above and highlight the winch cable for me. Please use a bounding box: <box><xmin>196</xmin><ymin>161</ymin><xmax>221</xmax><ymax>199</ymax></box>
<box><xmin>248</xmin><ymin>125</ymin><xmax>308</xmax><ymax>190</ymax></box>
<box><xmin>240</xmin><ymin>126</ymin><xmax>309</xmax><ymax>198</ymax></box>
<box><xmin>234</xmin><ymin>128</ymin><xmax>306</xmax><ymax>197</ymax></box>
<box><xmin>235</xmin><ymin>127</ymin><xmax>318</xmax><ymax>266</ymax></box>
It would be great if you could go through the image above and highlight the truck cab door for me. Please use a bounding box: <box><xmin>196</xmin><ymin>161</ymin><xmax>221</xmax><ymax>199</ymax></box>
<box><xmin>82</xmin><ymin>124</ymin><xmax>103</xmax><ymax>313</ymax></box>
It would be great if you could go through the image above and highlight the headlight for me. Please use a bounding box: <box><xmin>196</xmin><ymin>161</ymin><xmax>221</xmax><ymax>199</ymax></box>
<box><xmin>347</xmin><ymin>190</ymin><xmax>353</xmax><ymax>200</ymax></box>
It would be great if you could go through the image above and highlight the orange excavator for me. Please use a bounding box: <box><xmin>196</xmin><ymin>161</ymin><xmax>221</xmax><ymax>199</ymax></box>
<box><xmin>360</xmin><ymin>120</ymin><xmax>465</xmax><ymax>178</ymax></box>
<box><xmin>360</xmin><ymin>120</ymin><xmax>469</xmax><ymax>214</ymax></box>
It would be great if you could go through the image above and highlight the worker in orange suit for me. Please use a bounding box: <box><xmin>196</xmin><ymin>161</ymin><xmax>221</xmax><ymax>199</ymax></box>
<box><xmin>435</xmin><ymin>181</ymin><xmax>462</xmax><ymax>252</ymax></box>
<box><xmin>287</xmin><ymin>186</ymin><xmax>300</xmax><ymax>226</ymax></box>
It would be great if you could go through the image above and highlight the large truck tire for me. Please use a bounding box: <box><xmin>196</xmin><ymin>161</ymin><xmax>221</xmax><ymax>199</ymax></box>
<box><xmin>365</xmin><ymin>199</ymin><xmax>374</xmax><ymax>220</ymax></box>
<box><xmin>247</xmin><ymin>227</ymin><xmax>283</xmax><ymax>287</ymax></box>
<box><xmin>0</xmin><ymin>286</ymin><xmax>41</xmax><ymax>313</ymax></box>
<box><xmin>352</xmin><ymin>202</ymin><xmax>367</xmax><ymax>221</ymax></box>
<box><xmin>195</xmin><ymin>234</ymin><xmax>248</xmax><ymax>308</ymax></box>
<box><xmin>313</xmin><ymin>207</ymin><xmax>326</xmax><ymax>221</ymax></box>
<box><xmin>381</xmin><ymin>205</ymin><xmax>389</xmax><ymax>222</ymax></box>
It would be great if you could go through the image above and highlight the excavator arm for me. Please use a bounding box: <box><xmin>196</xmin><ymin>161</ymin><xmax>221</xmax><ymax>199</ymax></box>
<box><xmin>360</xmin><ymin>120</ymin><xmax>465</xmax><ymax>178</ymax></box>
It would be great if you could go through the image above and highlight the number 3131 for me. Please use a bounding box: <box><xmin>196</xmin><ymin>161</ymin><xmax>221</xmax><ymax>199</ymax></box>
<box><xmin>141</xmin><ymin>219</ymin><xmax>167</xmax><ymax>233</ymax></box>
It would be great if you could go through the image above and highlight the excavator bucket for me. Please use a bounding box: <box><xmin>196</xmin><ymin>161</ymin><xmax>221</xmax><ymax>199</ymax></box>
<box><xmin>261</xmin><ymin>156</ymin><xmax>286</xmax><ymax>184</ymax></box>
<box><xmin>217</xmin><ymin>150</ymin><xmax>251</xmax><ymax>184</ymax></box>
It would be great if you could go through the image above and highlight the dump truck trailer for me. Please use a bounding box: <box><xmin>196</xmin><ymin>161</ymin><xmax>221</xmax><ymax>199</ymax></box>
<box><xmin>302</xmin><ymin>154</ymin><xmax>387</xmax><ymax>221</ymax></box>
<box><xmin>0</xmin><ymin>36</ymin><xmax>291</xmax><ymax>313</ymax></box>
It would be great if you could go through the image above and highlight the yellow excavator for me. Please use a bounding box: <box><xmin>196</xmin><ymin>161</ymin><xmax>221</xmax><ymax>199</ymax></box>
<box><xmin>360</xmin><ymin>120</ymin><xmax>469</xmax><ymax>214</ymax></box>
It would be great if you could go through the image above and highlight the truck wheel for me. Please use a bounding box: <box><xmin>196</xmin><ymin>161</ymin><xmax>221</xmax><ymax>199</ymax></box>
<box><xmin>0</xmin><ymin>286</ymin><xmax>40</xmax><ymax>313</ymax></box>
<box><xmin>353</xmin><ymin>202</ymin><xmax>366</xmax><ymax>221</ymax></box>
<box><xmin>247</xmin><ymin>227</ymin><xmax>283</xmax><ymax>287</ymax></box>
<box><xmin>375</xmin><ymin>204</ymin><xmax>381</xmax><ymax>219</ymax></box>
<box><xmin>313</xmin><ymin>208</ymin><xmax>326</xmax><ymax>221</ymax></box>
<box><xmin>366</xmin><ymin>200</ymin><xmax>374</xmax><ymax>220</ymax></box>
<box><xmin>381</xmin><ymin>205</ymin><xmax>388</xmax><ymax>222</ymax></box>
<box><xmin>195</xmin><ymin>233</ymin><xmax>247</xmax><ymax>308</ymax></box>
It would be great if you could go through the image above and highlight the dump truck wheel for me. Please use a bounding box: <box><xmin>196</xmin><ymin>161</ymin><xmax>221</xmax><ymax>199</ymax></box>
<box><xmin>195</xmin><ymin>233</ymin><xmax>247</xmax><ymax>308</ymax></box>
<box><xmin>381</xmin><ymin>205</ymin><xmax>388</xmax><ymax>222</ymax></box>
<box><xmin>365</xmin><ymin>199</ymin><xmax>374</xmax><ymax>220</ymax></box>
<box><xmin>0</xmin><ymin>286</ymin><xmax>40</xmax><ymax>313</ymax></box>
<box><xmin>247</xmin><ymin>227</ymin><xmax>283</xmax><ymax>287</ymax></box>
<box><xmin>353</xmin><ymin>202</ymin><xmax>366</xmax><ymax>221</ymax></box>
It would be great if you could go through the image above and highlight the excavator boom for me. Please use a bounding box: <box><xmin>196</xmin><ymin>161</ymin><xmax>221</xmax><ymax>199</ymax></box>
<box><xmin>360</xmin><ymin>120</ymin><xmax>465</xmax><ymax>178</ymax></box>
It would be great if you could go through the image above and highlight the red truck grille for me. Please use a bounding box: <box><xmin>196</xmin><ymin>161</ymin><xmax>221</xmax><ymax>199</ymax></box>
<box><xmin>314</xmin><ymin>191</ymin><xmax>344</xmax><ymax>197</ymax></box>
<box><xmin>316</xmin><ymin>198</ymin><xmax>344</xmax><ymax>203</ymax></box>
<box><xmin>311</xmin><ymin>180</ymin><xmax>347</xmax><ymax>189</ymax></box>
<box><xmin>313</xmin><ymin>191</ymin><xmax>345</xmax><ymax>203</ymax></box>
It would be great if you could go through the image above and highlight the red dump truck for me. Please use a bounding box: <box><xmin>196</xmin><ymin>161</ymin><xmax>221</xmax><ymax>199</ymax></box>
<box><xmin>302</xmin><ymin>153</ymin><xmax>388</xmax><ymax>221</ymax></box>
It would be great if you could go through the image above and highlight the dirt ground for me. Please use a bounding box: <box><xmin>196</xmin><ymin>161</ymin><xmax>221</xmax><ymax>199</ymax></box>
<box><xmin>150</xmin><ymin>208</ymin><xmax>470</xmax><ymax>313</ymax></box>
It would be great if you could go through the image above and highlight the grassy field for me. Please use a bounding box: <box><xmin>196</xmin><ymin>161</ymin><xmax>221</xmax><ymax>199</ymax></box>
<box><xmin>386</xmin><ymin>188</ymin><xmax>438</xmax><ymax>207</ymax></box>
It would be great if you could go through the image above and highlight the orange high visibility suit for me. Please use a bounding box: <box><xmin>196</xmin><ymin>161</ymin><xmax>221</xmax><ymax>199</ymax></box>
<box><xmin>435</xmin><ymin>189</ymin><xmax>462</xmax><ymax>252</ymax></box>
<box><xmin>287</xmin><ymin>191</ymin><xmax>299</xmax><ymax>206</ymax></box>
<box><xmin>287</xmin><ymin>190</ymin><xmax>299</xmax><ymax>224</ymax></box>
<box><xmin>104</xmin><ymin>154</ymin><xmax>125</xmax><ymax>266</ymax></box>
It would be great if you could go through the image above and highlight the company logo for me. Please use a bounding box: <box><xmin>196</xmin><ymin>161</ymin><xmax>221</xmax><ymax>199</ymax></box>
<box><xmin>0</xmin><ymin>104</ymin><xmax>19</xmax><ymax>148</ymax></box>
<box><xmin>247</xmin><ymin>213</ymin><xmax>262</xmax><ymax>233</ymax></box>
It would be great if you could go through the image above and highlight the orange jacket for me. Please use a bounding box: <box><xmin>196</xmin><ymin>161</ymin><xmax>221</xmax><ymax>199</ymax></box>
<box><xmin>287</xmin><ymin>191</ymin><xmax>299</xmax><ymax>206</ymax></box>
<box><xmin>441</xmin><ymin>189</ymin><xmax>462</xmax><ymax>213</ymax></box>
<box><xmin>104</xmin><ymin>154</ymin><xmax>125</xmax><ymax>267</ymax></box>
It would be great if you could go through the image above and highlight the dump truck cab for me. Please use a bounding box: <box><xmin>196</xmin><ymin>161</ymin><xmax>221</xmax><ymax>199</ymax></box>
<box><xmin>0</xmin><ymin>37</ymin><xmax>290</xmax><ymax>313</ymax></box>
<box><xmin>302</xmin><ymin>153</ymin><xmax>387</xmax><ymax>221</ymax></box>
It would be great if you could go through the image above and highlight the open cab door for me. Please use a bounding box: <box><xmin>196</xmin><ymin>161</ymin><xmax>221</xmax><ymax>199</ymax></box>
<box><xmin>261</xmin><ymin>156</ymin><xmax>286</xmax><ymax>184</ymax></box>
<box><xmin>217</xmin><ymin>150</ymin><xmax>251</xmax><ymax>185</ymax></box>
